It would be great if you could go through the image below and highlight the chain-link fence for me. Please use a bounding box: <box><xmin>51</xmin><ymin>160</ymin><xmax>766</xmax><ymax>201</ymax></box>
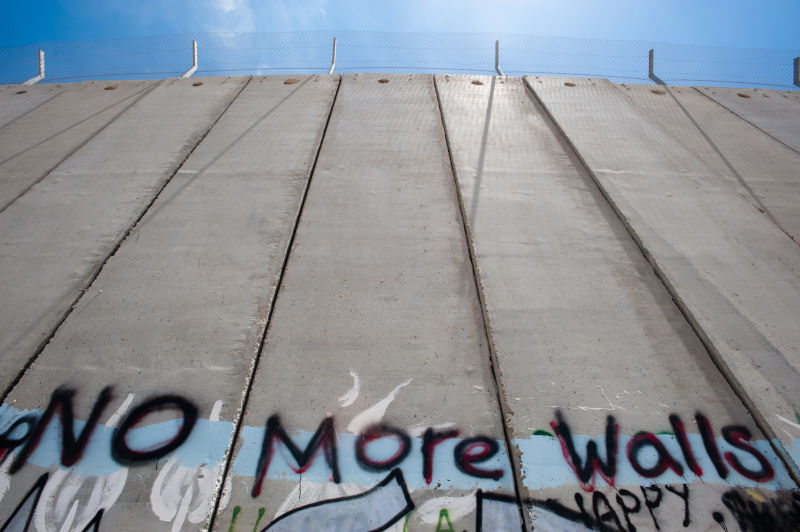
<box><xmin>1</xmin><ymin>31</ymin><xmax>798</xmax><ymax>89</ymax></box>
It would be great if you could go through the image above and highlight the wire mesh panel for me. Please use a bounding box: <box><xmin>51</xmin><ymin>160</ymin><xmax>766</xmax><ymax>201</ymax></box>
<box><xmin>334</xmin><ymin>31</ymin><xmax>497</xmax><ymax>74</ymax></box>
<box><xmin>655</xmin><ymin>41</ymin><xmax>798</xmax><ymax>88</ymax></box>
<box><xmin>194</xmin><ymin>31</ymin><xmax>334</xmax><ymax>75</ymax></box>
<box><xmin>0</xmin><ymin>31</ymin><xmax>797</xmax><ymax>89</ymax></box>
<box><xmin>501</xmin><ymin>33</ymin><xmax>654</xmax><ymax>81</ymax></box>
<box><xmin>0</xmin><ymin>43</ymin><xmax>42</xmax><ymax>84</ymax></box>
<box><xmin>17</xmin><ymin>36</ymin><xmax>189</xmax><ymax>82</ymax></box>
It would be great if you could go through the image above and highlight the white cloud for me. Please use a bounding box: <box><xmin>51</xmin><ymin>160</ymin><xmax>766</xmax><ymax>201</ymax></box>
<box><xmin>216</xmin><ymin>0</ymin><xmax>241</xmax><ymax>14</ymax></box>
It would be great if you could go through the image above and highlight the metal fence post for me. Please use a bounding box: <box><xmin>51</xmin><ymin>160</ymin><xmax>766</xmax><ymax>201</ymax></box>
<box><xmin>181</xmin><ymin>40</ymin><xmax>198</xmax><ymax>78</ymax></box>
<box><xmin>495</xmin><ymin>40</ymin><xmax>504</xmax><ymax>76</ymax></box>
<box><xmin>794</xmin><ymin>57</ymin><xmax>800</xmax><ymax>88</ymax></box>
<box><xmin>329</xmin><ymin>37</ymin><xmax>337</xmax><ymax>74</ymax></box>
<box><xmin>22</xmin><ymin>50</ymin><xmax>45</xmax><ymax>85</ymax></box>
<box><xmin>648</xmin><ymin>48</ymin><xmax>665</xmax><ymax>85</ymax></box>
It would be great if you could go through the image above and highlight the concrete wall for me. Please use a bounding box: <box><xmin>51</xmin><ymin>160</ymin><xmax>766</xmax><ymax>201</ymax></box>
<box><xmin>0</xmin><ymin>74</ymin><xmax>798</xmax><ymax>531</ymax></box>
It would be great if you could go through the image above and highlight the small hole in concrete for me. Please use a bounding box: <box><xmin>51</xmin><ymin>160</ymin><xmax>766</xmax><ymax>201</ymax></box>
<box><xmin>284</xmin><ymin>78</ymin><xmax>300</xmax><ymax>85</ymax></box>
<box><xmin>104</xmin><ymin>85</ymin><xmax>117</xmax><ymax>91</ymax></box>
<box><xmin>378</xmin><ymin>79</ymin><xmax>389</xmax><ymax>84</ymax></box>
<box><xmin>192</xmin><ymin>82</ymin><xmax>203</xmax><ymax>87</ymax></box>
<box><xmin>16</xmin><ymin>90</ymin><xmax>27</xmax><ymax>94</ymax></box>
<box><xmin>471</xmin><ymin>80</ymin><xmax>483</xmax><ymax>86</ymax></box>
<box><xmin>563</xmin><ymin>82</ymin><xmax>576</xmax><ymax>87</ymax></box>
<box><xmin>737</xmin><ymin>93</ymin><xmax>750</xmax><ymax>98</ymax></box>
<box><xmin>651</xmin><ymin>89</ymin><xmax>666</xmax><ymax>95</ymax></box>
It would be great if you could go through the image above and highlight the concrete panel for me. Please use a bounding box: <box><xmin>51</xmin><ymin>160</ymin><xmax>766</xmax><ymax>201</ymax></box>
<box><xmin>697</xmin><ymin>87</ymin><xmax>800</xmax><ymax>153</ymax></box>
<box><xmin>0</xmin><ymin>83</ymin><xmax>65</xmax><ymax>128</ymax></box>
<box><xmin>0</xmin><ymin>80</ymin><xmax>158</xmax><ymax>211</ymax></box>
<box><xmin>1</xmin><ymin>72</ymin><xmax>798</xmax><ymax>531</ymax></box>
<box><xmin>436</xmin><ymin>74</ymin><xmax>795</xmax><ymax>530</ymax></box>
<box><xmin>649</xmin><ymin>86</ymin><xmax>800</xmax><ymax>241</ymax></box>
<box><xmin>0</xmin><ymin>75</ymin><xmax>339</xmax><ymax>530</ymax></box>
<box><xmin>529</xmin><ymin>76</ymin><xmax>800</xmax><ymax>480</ymax></box>
<box><xmin>214</xmin><ymin>74</ymin><xmax>511</xmax><ymax>532</ymax></box>
<box><xmin>0</xmin><ymin>76</ymin><xmax>247</xmax><ymax>396</ymax></box>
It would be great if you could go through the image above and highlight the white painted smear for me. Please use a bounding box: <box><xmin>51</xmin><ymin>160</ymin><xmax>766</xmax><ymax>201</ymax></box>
<box><xmin>615</xmin><ymin>390</ymin><xmax>635</xmax><ymax>401</ymax></box>
<box><xmin>0</xmin><ymin>459</ymin><xmax>11</xmax><ymax>504</ymax></box>
<box><xmin>151</xmin><ymin>459</ymin><xmax>182</xmax><ymax>522</ymax></box>
<box><xmin>576</xmin><ymin>387</ymin><xmax>625</xmax><ymax>412</ymax></box>
<box><xmin>209</xmin><ymin>400</ymin><xmax>223</xmax><ymax>423</ymax></box>
<box><xmin>347</xmin><ymin>379</ymin><xmax>412</xmax><ymax>434</ymax></box>
<box><xmin>33</xmin><ymin>467</ymin><xmax>127</xmax><ymax>532</ymax></box>
<box><xmin>58</xmin><ymin>500</ymin><xmax>79</xmax><ymax>532</ymax></box>
<box><xmin>36</xmin><ymin>470</ymin><xmax>75</xmax><ymax>531</ymax></box>
<box><xmin>105</xmin><ymin>393</ymin><xmax>135</xmax><ymax>428</ymax></box>
<box><xmin>188</xmin><ymin>461</ymin><xmax>230</xmax><ymax>524</ymax></box>
<box><xmin>338</xmin><ymin>369</ymin><xmax>361</xmax><ymax>408</ymax></box>
<box><xmin>406</xmin><ymin>422</ymin><xmax>457</xmax><ymax>439</ymax></box>
<box><xmin>171</xmin><ymin>482</ymin><xmax>194</xmax><ymax>532</ymax></box>
<box><xmin>150</xmin><ymin>458</ymin><xmax>230</xmax><ymax>528</ymax></box>
<box><xmin>777</xmin><ymin>414</ymin><xmax>800</xmax><ymax>431</ymax></box>
<box><xmin>83</xmin><ymin>469</ymin><xmax>128</xmax><ymax>525</ymax></box>
<box><xmin>416</xmin><ymin>495</ymin><xmax>476</xmax><ymax>524</ymax></box>
<box><xmin>54</xmin><ymin>470</ymin><xmax>84</xmax><ymax>520</ymax></box>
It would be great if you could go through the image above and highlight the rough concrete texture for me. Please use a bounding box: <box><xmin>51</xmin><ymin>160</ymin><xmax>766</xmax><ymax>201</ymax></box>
<box><xmin>217</xmin><ymin>73</ymin><xmax>511</xmax><ymax>532</ymax></box>
<box><xmin>0</xmin><ymin>74</ymin><xmax>339</xmax><ymax>531</ymax></box>
<box><xmin>0</xmin><ymin>83</ymin><xmax>66</xmax><ymax>128</ymax></box>
<box><xmin>661</xmin><ymin>86</ymin><xmax>800</xmax><ymax>241</ymax></box>
<box><xmin>697</xmin><ymin>86</ymin><xmax>800</xmax><ymax>153</ymax></box>
<box><xmin>528</xmin><ymin>75</ymin><xmax>800</xmax><ymax>477</ymax></box>
<box><xmin>0</xmin><ymin>77</ymin><xmax>246</xmax><ymax>395</ymax></box>
<box><xmin>0</xmin><ymin>80</ymin><xmax>158</xmax><ymax>211</ymax></box>
<box><xmin>0</xmin><ymin>74</ymin><xmax>798</xmax><ymax>531</ymax></box>
<box><xmin>436</xmin><ymin>74</ymin><xmax>794</xmax><ymax>530</ymax></box>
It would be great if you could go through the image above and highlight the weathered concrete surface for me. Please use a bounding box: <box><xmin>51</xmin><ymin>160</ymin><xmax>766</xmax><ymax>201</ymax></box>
<box><xmin>214</xmin><ymin>74</ymin><xmax>512</xmax><ymax>532</ymax></box>
<box><xmin>0</xmin><ymin>77</ymin><xmax>246</xmax><ymax>395</ymax></box>
<box><xmin>0</xmin><ymin>80</ymin><xmax>158</xmax><ymax>211</ymax></box>
<box><xmin>655</xmin><ymin>86</ymin><xmax>800</xmax><ymax>241</ymax></box>
<box><xmin>0</xmin><ymin>83</ymin><xmax>65</xmax><ymax>128</ymax></box>
<box><xmin>697</xmin><ymin>86</ymin><xmax>800</xmax><ymax>153</ymax></box>
<box><xmin>528</xmin><ymin>76</ymin><xmax>800</xmax><ymax>477</ymax></box>
<box><xmin>0</xmin><ymin>75</ymin><xmax>339</xmax><ymax>531</ymax></box>
<box><xmin>0</xmin><ymin>73</ymin><xmax>798</xmax><ymax>531</ymax></box>
<box><xmin>436</xmin><ymin>74</ymin><xmax>794</xmax><ymax>530</ymax></box>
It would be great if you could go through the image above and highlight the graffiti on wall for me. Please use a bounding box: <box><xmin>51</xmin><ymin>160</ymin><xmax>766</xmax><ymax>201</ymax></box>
<box><xmin>547</xmin><ymin>411</ymin><xmax>775</xmax><ymax>491</ymax></box>
<box><xmin>0</xmin><ymin>385</ymin><xmax>797</xmax><ymax>530</ymax></box>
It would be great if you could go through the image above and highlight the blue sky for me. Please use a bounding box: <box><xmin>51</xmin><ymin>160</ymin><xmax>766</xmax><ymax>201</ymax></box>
<box><xmin>3</xmin><ymin>0</ymin><xmax>799</xmax><ymax>48</ymax></box>
<box><xmin>1</xmin><ymin>1</ymin><xmax>798</xmax><ymax>87</ymax></box>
